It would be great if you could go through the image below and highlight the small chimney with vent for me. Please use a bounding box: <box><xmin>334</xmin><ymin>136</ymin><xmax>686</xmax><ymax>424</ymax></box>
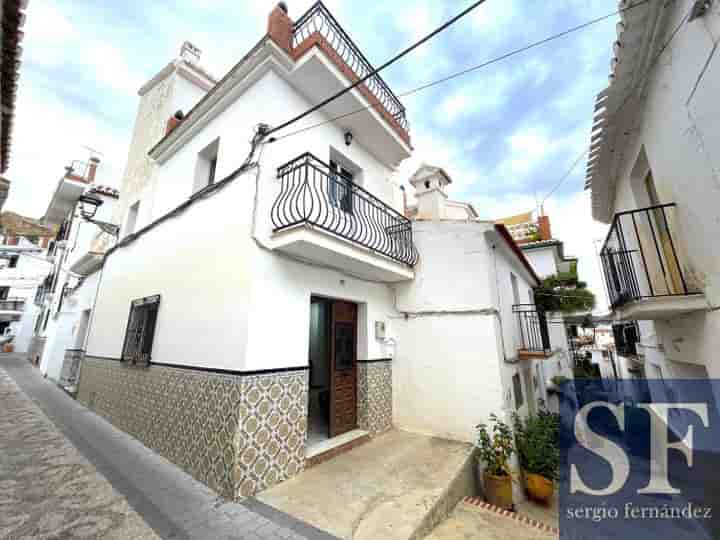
<box><xmin>409</xmin><ymin>165</ymin><xmax>451</xmax><ymax>221</ymax></box>
<box><xmin>268</xmin><ymin>2</ymin><xmax>293</xmax><ymax>54</ymax></box>
<box><xmin>180</xmin><ymin>41</ymin><xmax>202</xmax><ymax>64</ymax></box>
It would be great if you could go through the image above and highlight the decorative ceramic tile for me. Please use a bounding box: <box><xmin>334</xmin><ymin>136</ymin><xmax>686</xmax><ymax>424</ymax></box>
<box><xmin>59</xmin><ymin>350</ymin><xmax>84</xmax><ymax>387</ymax></box>
<box><xmin>77</xmin><ymin>358</ymin><xmax>307</xmax><ymax>501</ymax></box>
<box><xmin>357</xmin><ymin>360</ymin><xmax>392</xmax><ymax>435</ymax></box>
<box><xmin>28</xmin><ymin>336</ymin><xmax>46</xmax><ymax>366</ymax></box>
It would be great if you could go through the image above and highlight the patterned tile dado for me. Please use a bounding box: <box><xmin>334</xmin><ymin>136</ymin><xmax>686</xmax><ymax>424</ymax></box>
<box><xmin>77</xmin><ymin>358</ymin><xmax>307</xmax><ymax>501</ymax></box>
<box><xmin>28</xmin><ymin>336</ymin><xmax>46</xmax><ymax>366</ymax></box>
<box><xmin>234</xmin><ymin>371</ymin><xmax>308</xmax><ymax>499</ymax></box>
<box><xmin>357</xmin><ymin>360</ymin><xmax>392</xmax><ymax>435</ymax></box>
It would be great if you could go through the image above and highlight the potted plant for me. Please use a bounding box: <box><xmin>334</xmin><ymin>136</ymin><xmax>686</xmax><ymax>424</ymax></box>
<box><xmin>476</xmin><ymin>413</ymin><xmax>515</xmax><ymax>510</ymax></box>
<box><xmin>513</xmin><ymin>411</ymin><xmax>559</xmax><ymax>503</ymax></box>
<box><xmin>547</xmin><ymin>374</ymin><xmax>570</xmax><ymax>394</ymax></box>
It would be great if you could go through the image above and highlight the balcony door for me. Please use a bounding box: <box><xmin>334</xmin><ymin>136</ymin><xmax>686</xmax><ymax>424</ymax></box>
<box><xmin>330</xmin><ymin>300</ymin><xmax>358</xmax><ymax>437</ymax></box>
<box><xmin>329</xmin><ymin>160</ymin><xmax>353</xmax><ymax>214</ymax></box>
<box><xmin>645</xmin><ymin>172</ymin><xmax>683</xmax><ymax>295</ymax></box>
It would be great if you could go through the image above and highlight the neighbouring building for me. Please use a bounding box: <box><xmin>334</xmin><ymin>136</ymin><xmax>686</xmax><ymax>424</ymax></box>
<box><xmin>0</xmin><ymin>0</ymin><xmax>28</xmax><ymax>209</ymax></box>
<box><xmin>0</xmin><ymin>239</ymin><xmax>52</xmax><ymax>352</ymax></box>
<box><xmin>0</xmin><ymin>210</ymin><xmax>57</xmax><ymax>247</ymax></box>
<box><xmin>76</xmin><ymin>2</ymin><xmax>568</xmax><ymax>502</ymax></box>
<box><xmin>586</xmin><ymin>0</ymin><xmax>720</xmax><ymax>402</ymax></box>
<box><xmin>30</xmin><ymin>157</ymin><xmax>119</xmax><ymax>386</ymax></box>
<box><xmin>496</xmin><ymin>211</ymin><xmax>579</xmax><ymax>410</ymax></box>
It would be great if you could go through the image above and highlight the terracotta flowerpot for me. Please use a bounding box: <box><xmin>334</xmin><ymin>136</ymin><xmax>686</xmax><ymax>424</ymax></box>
<box><xmin>483</xmin><ymin>471</ymin><xmax>513</xmax><ymax>510</ymax></box>
<box><xmin>525</xmin><ymin>472</ymin><xmax>554</xmax><ymax>503</ymax></box>
<box><xmin>3</xmin><ymin>343</ymin><xmax>13</xmax><ymax>353</ymax></box>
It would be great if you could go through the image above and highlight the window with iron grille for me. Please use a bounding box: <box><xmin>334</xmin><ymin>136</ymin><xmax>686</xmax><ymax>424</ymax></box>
<box><xmin>121</xmin><ymin>295</ymin><xmax>160</xmax><ymax>366</ymax></box>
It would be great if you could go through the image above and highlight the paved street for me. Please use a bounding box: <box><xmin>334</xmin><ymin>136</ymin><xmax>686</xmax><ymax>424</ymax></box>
<box><xmin>0</xmin><ymin>355</ymin><xmax>336</xmax><ymax>540</ymax></box>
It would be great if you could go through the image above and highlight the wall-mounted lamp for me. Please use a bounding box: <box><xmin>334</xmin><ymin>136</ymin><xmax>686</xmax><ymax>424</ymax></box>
<box><xmin>344</xmin><ymin>131</ymin><xmax>353</xmax><ymax>147</ymax></box>
<box><xmin>77</xmin><ymin>193</ymin><xmax>119</xmax><ymax>237</ymax></box>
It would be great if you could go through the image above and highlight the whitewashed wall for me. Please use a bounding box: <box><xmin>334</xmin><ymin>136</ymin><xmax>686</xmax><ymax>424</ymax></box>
<box><xmin>392</xmin><ymin>220</ymin><xmax>539</xmax><ymax>440</ymax></box>
<box><xmin>394</xmin><ymin>314</ymin><xmax>504</xmax><ymax>442</ymax></box>
<box><xmin>523</xmin><ymin>246</ymin><xmax>557</xmax><ymax>279</ymax></box>
<box><xmin>85</xmin><ymin>174</ymin><xmax>255</xmax><ymax>371</ymax></box>
<box><xmin>152</xmin><ymin>69</ymin><xmax>402</xmax><ymax>224</ymax></box>
<box><xmin>607</xmin><ymin>0</ymin><xmax>720</xmax><ymax>380</ymax></box>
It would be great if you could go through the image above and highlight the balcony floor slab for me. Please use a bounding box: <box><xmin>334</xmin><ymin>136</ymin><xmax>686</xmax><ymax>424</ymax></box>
<box><xmin>272</xmin><ymin>225</ymin><xmax>414</xmax><ymax>283</ymax></box>
<box><xmin>614</xmin><ymin>294</ymin><xmax>708</xmax><ymax>321</ymax></box>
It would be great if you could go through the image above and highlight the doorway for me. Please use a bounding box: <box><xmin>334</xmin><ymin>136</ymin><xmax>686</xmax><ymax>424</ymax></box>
<box><xmin>307</xmin><ymin>297</ymin><xmax>358</xmax><ymax>448</ymax></box>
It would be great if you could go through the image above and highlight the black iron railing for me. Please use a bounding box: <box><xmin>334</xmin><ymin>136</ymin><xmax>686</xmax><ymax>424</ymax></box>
<box><xmin>0</xmin><ymin>298</ymin><xmax>24</xmax><ymax>311</ymax></box>
<box><xmin>600</xmin><ymin>203</ymin><xmax>699</xmax><ymax>309</ymax></box>
<box><xmin>293</xmin><ymin>1</ymin><xmax>409</xmax><ymax>133</ymax></box>
<box><xmin>271</xmin><ymin>153</ymin><xmax>418</xmax><ymax>266</ymax></box>
<box><xmin>513</xmin><ymin>304</ymin><xmax>551</xmax><ymax>353</ymax></box>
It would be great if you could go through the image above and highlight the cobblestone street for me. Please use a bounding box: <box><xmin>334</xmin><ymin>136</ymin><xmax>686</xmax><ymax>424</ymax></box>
<box><xmin>0</xmin><ymin>356</ymin><xmax>336</xmax><ymax>540</ymax></box>
<box><xmin>0</xmin><ymin>368</ymin><xmax>159</xmax><ymax>540</ymax></box>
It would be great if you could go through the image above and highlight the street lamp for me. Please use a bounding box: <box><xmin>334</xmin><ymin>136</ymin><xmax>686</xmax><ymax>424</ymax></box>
<box><xmin>78</xmin><ymin>194</ymin><xmax>103</xmax><ymax>220</ymax></box>
<box><xmin>77</xmin><ymin>194</ymin><xmax>119</xmax><ymax>237</ymax></box>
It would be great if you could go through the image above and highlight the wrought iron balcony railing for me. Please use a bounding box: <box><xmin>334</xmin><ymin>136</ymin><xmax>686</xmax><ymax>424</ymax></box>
<box><xmin>599</xmin><ymin>203</ymin><xmax>699</xmax><ymax>309</ymax></box>
<box><xmin>293</xmin><ymin>1</ymin><xmax>409</xmax><ymax>133</ymax></box>
<box><xmin>0</xmin><ymin>298</ymin><xmax>25</xmax><ymax>311</ymax></box>
<box><xmin>271</xmin><ymin>153</ymin><xmax>418</xmax><ymax>266</ymax></box>
<box><xmin>513</xmin><ymin>304</ymin><xmax>551</xmax><ymax>354</ymax></box>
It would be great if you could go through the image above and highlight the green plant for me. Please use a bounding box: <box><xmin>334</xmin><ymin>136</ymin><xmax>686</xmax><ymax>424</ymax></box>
<box><xmin>476</xmin><ymin>413</ymin><xmax>514</xmax><ymax>477</ymax></box>
<box><xmin>534</xmin><ymin>273</ymin><xmax>596</xmax><ymax>314</ymax></box>
<box><xmin>513</xmin><ymin>411</ymin><xmax>560</xmax><ymax>481</ymax></box>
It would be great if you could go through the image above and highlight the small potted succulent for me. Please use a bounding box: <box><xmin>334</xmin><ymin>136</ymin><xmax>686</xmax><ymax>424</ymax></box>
<box><xmin>476</xmin><ymin>413</ymin><xmax>515</xmax><ymax>510</ymax></box>
<box><xmin>513</xmin><ymin>411</ymin><xmax>560</xmax><ymax>503</ymax></box>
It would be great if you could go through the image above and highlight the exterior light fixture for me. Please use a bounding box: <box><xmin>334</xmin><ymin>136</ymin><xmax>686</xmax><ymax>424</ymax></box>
<box><xmin>344</xmin><ymin>131</ymin><xmax>353</xmax><ymax>147</ymax></box>
<box><xmin>77</xmin><ymin>193</ymin><xmax>119</xmax><ymax>237</ymax></box>
<box><xmin>78</xmin><ymin>194</ymin><xmax>102</xmax><ymax>220</ymax></box>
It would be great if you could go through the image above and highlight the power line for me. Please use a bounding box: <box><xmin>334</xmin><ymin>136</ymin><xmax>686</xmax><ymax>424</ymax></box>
<box><xmin>265</xmin><ymin>0</ymin><xmax>489</xmax><ymax>138</ymax></box>
<box><xmin>269</xmin><ymin>0</ymin><xmax>650</xmax><ymax>144</ymax></box>
<box><xmin>534</xmin><ymin>2</ymin><xmax>689</xmax><ymax>210</ymax></box>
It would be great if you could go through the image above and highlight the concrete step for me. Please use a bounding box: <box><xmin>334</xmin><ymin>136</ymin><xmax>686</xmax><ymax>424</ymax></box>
<box><xmin>426</xmin><ymin>499</ymin><xmax>558</xmax><ymax>540</ymax></box>
<box><xmin>255</xmin><ymin>429</ymin><xmax>476</xmax><ymax>540</ymax></box>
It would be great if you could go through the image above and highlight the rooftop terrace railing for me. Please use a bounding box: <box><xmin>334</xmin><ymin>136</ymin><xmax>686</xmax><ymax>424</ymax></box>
<box><xmin>292</xmin><ymin>1</ymin><xmax>409</xmax><ymax>133</ymax></box>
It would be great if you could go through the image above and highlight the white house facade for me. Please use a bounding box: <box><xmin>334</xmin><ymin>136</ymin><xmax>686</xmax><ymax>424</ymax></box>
<box><xmin>0</xmin><ymin>242</ymin><xmax>52</xmax><ymax>352</ymax></box>
<box><xmin>31</xmin><ymin>158</ymin><xmax>119</xmax><ymax>387</ymax></box>
<box><xmin>587</xmin><ymin>0</ymin><xmax>720</xmax><ymax>398</ymax></box>
<box><xmin>76</xmin><ymin>2</ymin><xmax>562</xmax><ymax>502</ymax></box>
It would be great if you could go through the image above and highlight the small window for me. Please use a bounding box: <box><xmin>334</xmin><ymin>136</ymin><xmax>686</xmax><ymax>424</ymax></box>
<box><xmin>193</xmin><ymin>138</ymin><xmax>220</xmax><ymax>193</ymax></box>
<box><xmin>124</xmin><ymin>201</ymin><xmax>140</xmax><ymax>236</ymax></box>
<box><xmin>512</xmin><ymin>372</ymin><xmax>524</xmax><ymax>409</ymax></box>
<box><xmin>121</xmin><ymin>295</ymin><xmax>160</xmax><ymax>366</ymax></box>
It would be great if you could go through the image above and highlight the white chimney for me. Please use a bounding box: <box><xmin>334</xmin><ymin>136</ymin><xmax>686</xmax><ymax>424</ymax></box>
<box><xmin>180</xmin><ymin>41</ymin><xmax>201</xmax><ymax>64</ymax></box>
<box><xmin>408</xmin><ymin>164</ymin><xmax>452</xmax><ymax>221</ymax></box>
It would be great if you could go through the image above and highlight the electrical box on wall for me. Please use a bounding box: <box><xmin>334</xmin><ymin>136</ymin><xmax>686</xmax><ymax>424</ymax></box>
<box><xmin>375</xmin><ymin>321</ymin><xmax>386</xmax><ymax>340</ymax></box>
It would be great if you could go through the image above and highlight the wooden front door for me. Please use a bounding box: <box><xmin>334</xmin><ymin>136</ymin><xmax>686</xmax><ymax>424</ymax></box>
<box><xmin>329</xmin><ymin>300</ymin><xmax>357</xmax><ymax>438</ymax></box>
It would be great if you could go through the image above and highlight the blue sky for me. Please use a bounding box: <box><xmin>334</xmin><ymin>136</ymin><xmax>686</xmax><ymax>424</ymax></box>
<box><xmin>7</xmin><ymin>0</ymin><xmax>617</xmax><ymax>308</ymax></box>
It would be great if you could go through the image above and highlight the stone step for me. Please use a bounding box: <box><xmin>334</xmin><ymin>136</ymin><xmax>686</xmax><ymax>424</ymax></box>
<box><xmin>255</xmin><ymin>429</ymin><xmax>476</xmax><ymax>540</ymax></box>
